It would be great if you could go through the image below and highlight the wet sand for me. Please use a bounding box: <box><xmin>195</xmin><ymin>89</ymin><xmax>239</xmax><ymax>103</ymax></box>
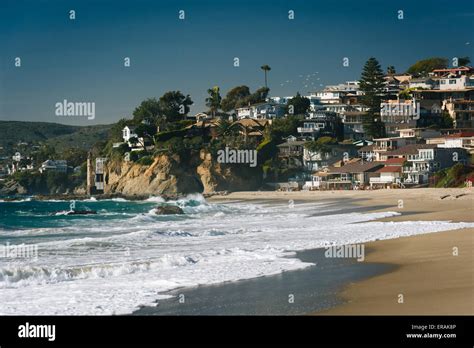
<box><xmin>210</xmin><ymin>188</ymin><xmax>474</xmax><ymax>315</ymax></box>
<box><xmin>134</xmin><ymin>248</ymin><xmax>392</xmax><ymax>315</ymax></box>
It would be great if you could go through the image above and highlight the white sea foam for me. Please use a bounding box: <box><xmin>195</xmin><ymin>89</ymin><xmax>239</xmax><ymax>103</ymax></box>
<box><xmin>0</xmin><ymin>198</ymin><xmax>473</xmax><ymax>315</ymax></box>
<box><xmin>0</xmin><ymin>197</ymin><xmax>32</xmax><ymax>203</ymax></box>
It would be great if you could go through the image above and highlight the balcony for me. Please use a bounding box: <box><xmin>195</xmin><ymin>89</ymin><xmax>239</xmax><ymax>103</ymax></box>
<box><xmin>297</xmin><ymin>127</ymin><xmax>318</xmax><ymax>133</ymax></box>
<box><xmin>403</xmin><ymin>167</ymin><xmax>430</xmax><ymax>174</ymax></box>
<box><xmin>369</xmin><ymin>177</ymin><xmax>394</xmax><ymax>184</ymax></box>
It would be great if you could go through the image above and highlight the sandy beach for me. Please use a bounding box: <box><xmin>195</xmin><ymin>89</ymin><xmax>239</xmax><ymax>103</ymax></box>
<box><xmin>210</xmin><ymin>188</ymin><xmax>474</xmax><ymax>315</ymax></box>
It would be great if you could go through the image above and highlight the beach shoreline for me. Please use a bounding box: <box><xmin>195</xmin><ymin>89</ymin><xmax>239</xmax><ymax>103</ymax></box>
<box><xmin>209</xmin><ymin>188</ymin><xmax>474</xmax><ymax>315</ymax></box>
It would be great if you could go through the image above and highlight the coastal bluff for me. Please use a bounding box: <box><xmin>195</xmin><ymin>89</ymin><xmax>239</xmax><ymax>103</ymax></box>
<box><xmin>104</xmin><ymin>150</ymin><xmax>260</xmax><ymax>196</ymax></box>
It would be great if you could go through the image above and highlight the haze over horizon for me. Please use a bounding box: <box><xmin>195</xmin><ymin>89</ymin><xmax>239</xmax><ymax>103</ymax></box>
<box><xmin>1</xmin><ymin>0</ymin><xmax>472</xmax><ymax>126</ymax></box>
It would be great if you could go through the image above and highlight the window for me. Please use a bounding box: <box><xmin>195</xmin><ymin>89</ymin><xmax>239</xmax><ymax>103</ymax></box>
<box><xmin>449</xmin><ymin>79</ymin><xmax>457</xmax><ymax>85</ymax></box>
<box><xmin>440</xmin><ymin>80</ymin><xmax>446</xmax><ymax>84</ymax></box>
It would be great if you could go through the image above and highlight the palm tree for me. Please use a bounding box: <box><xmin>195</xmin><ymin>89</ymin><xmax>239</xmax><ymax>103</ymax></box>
<box><xmin>205</xmin><ymin>86</ymin><xmax>222</xmax><ymax>118</ymax></box>
<box><xmin>261</xmin><ymin>65</ymin><xmax>271</xmax><ymax>89</ymax></box>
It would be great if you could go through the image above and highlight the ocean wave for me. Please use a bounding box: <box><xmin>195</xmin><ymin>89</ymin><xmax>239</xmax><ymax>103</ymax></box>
<box><xmin>2</xmin><ymin>199</ymin><xmax>474</xmax><ymax>315</ymax></box>
<box><xmin>0</xmin><ymin>253</ymin><xmax>201</xmax><ymax>288</ymax></box>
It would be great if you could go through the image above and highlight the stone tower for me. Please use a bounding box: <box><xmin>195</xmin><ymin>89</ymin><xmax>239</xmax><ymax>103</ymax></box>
<box><xmin>86</xmin><ymin>151</ymin><xmax>93</xmax><ymax>196</ymax></box>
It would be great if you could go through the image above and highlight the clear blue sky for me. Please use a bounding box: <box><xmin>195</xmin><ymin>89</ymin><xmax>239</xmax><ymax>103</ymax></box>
<box><xmin>0</xmin><ymin>0</ymin><xmax>473</xmax><ymax>125</ymax></box>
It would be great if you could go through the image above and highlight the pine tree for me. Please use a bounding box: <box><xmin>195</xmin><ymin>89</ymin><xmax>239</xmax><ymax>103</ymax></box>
<box><xmin>359</xmin><ymin>57</ymin><xmax>386</xmax><ymax>139</ymax></box>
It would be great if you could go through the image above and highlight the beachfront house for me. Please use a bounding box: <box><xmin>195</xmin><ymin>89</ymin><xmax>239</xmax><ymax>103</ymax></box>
<box><xmin>402</xmin><ymin>146</ymin><xmax>468</xmax><ymax>185</ymax></box>
<box><xmin>369</xmin><ymin>166</ymin><xmax>403</xmax><ymax>189</ymax></box>
<box><xmin>369</xmin><ymin>158</ymin><xmax>405</xmax><ymax>188</ymax></box>
<box><xmin>314</xmin><ymin>160</ymin><xmax>384</xmax><ymax>190</ymax></box>
<box><xmin>277</xmin><ymin>138</ymin><xmax>305</xmax><ymax>168</ymax></box>
<box><xmin>303</xmin><ymin>144</ymin><xmax>357</xmax><ymax>171</ymax></box>
<box><xmin>372</xmin><ymin>136</ymin><xmax>418</xmax><ymax>161</ymax></box>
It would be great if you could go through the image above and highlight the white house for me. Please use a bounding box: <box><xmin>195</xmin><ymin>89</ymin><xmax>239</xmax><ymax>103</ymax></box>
<box><xmin>434</xmin><ymin>132</ymin><xmax>474</xmax><ymax>154</ymax></box>
<box><xmin>12</xmin><ymin>152</ymin><xmax>23</xmax><ymax>162</ymax></box>
<box><xmin>397</xmin><ymin>128</ymin><xmax>441</xmax><ymax>139</ymax></box>
<box><xmin>122</xmin><ymin>126</ymin><xmax>138</xmax><ymax>142</ymax></box>
<box><xmin>236</xmin><ymin>103</ymin><xmax>285</xmax><ymax>120</ymax></box>
<box><xmin>120</xmin><ymin>126</ymin><xmax>145</xmax><ymax>151</ymax></box>
<box><xmin>369</xmin><ymin>166</ymin><xmax>402</xmax><ymax>188</ymax></box>
<box><xmin>438</xmin><ymin>75</ymin><xmax>474</xmax><ymax>91</ymax></box>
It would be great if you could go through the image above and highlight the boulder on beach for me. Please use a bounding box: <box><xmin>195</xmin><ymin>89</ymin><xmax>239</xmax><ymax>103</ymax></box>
<box><xmin>154</xmin><ymin>205</ymin><xmax>184</xmax><ymax>215</ymax></box>
<box><xmin>66</xmin><ymin>210</ymin><xmax>97</xmax><ymax>215</ymax></box>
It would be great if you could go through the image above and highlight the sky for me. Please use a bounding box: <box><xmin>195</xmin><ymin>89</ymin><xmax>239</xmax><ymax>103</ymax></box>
<box><xmin>0</xmin><ymin>0</ymin><xmax>473</xmax><ymax>126</ymax></box>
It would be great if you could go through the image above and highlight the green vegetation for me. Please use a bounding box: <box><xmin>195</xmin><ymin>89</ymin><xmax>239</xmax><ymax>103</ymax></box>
<box><xmin>136</xmin><ymin>156</ymin><xmax>154</xmax><ymax>166</ymax></box>
<box><xmin>270</xmin><ymin>115</ymin><xmax>302</xmax><ymax>142</ymax></box>
<box><xmin>0</xmin><ymin>121</ymin><xmax>111</xmax><ymax>154</ymax></box>
<box><xmin>286</xmin><ymin>92</ymin><xmax>310</xmax><ymax>115</ymax></box>
<box><xmin>406</xmin><ymin>57</ymin><xmax>448</xmax><ymax>77</ymax></box>
<box><xmin>386</xmin><ymin>66</ymin><xmax>396</xmax><ymax>75</ymax></box>
<box><xmin>12</xmin><ymin>170</ymin><xmax>84</xmax><ymax>194</ymax></box>
<box><xmin>206</xmin><ymin>86</ymin><xmax>222</xmax><ymax>117</ymax></box>
<box><xmin>304</xmin><ymin>136</ymin><xmax>337</xmax><ymax>153</ymax></box>
<box><xmin>359</xmin><ymin>57</ymin><xmax>386</xmax><ymax>139</ymax></box>
<box><xmin>431</xmin><ymin>163</ymin><xmax>474</xmax><ymax>188</ymax></box>
<box><xmin>458</xmin><ymin>56</ymin><xmax>471</xmax><ymax>66</ymax></box>
<box><xmin>132</xmin><ymin>91</ymin><xmax>193</xmax><ymax>128</ymax></box>
<box><xmin>221</xmin><ymin>86</ymin><xmax>251</xmax><ymax>112</ymax></box>
<box><xmin>154</xmin><ymin>129</ymin><xmax>188</xmax><ymax>143</ymax></box>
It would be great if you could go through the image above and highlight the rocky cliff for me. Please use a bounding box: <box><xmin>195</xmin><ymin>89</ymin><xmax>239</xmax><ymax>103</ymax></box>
<box><xmin>104</xmin><ymin>150</ymin><xmax>260</xmax><ymax>196</ymax></box>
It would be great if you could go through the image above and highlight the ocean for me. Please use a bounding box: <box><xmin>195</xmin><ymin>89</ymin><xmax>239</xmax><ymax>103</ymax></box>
<box><xmin>0</xmin><ymin>194</ymin><xmax>472</xmax><ymax>315</ymax></box>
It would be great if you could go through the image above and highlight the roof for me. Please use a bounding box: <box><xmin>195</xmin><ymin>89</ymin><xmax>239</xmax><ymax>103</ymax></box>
<box><xmin>410</xmin><ymin>77</ymin><xmax>434</xmax><ymax>83</ymax></box>
<box><xmin>384</xmin><ymin>144</ymin><xmax>437</xmax><ymax>156</ymax></box>
<box><xmin>432</xmin><ymin>66</ymin><xmax>473</xmax><ymax>73</ymax></box>
<box><xmin>446</xmin><ymin>131</ymin><xmax>474</xmax><ymax>138</ymax></box>
<box><xmin>185</xmin><ymin>120</ymin><xmax>220</xmax><ymax>129</ymax></box>
<box><xmin>384</xmin><ymin>157</ymin><xmax>406</xmax><ymax>165</ymax></box>
<box><xmin>377</xmin><ymin>166</ymin><xmax>402</xmax><ymax>173</ymax></box>
<box><xmin>374</xmin><ymin>136</ymin><xmax>413</xmax><ymax>141</ymax></box>
<box><xmin>234</xmin><ymin>119</ymin><xmax>270</xmax><ymax>128</ymax></box>
<box><xmin>327</xmin><ymin>161</ymin><xmax>384</xmax><ymax>174</ymax></box>
<box><xmin>236</xmin><ymin>102</ymin><xmax>278</xmax><ymax>109</ymax></box>
<box><xmin>393</xmin><ymin>75</ymin><xmax>412</xmax><ymax>83</ymax></box>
